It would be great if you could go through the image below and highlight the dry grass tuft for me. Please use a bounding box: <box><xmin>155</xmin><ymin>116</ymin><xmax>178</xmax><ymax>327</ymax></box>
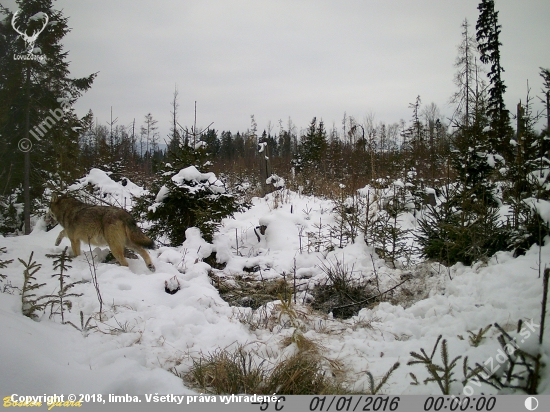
<box><xmin>184</xmin><ymin>345</ymin><xmax>265</xmax><ymax>394</ymax></box>
<box><xmin>183</xmin><ymin>343</ymin><xmax>348</xmax><ymax>395</ymax></box>
<box><xmin>265</xmin><ymin>351</ymin><xmax>345</xmax><ymax>394</ymax></box>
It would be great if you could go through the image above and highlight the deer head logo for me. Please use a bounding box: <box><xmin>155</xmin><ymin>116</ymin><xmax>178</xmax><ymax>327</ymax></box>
<box><xmin>11</xmin><ymin>10</ymin><xmax>49</xmax><ymax>54</ymax></box>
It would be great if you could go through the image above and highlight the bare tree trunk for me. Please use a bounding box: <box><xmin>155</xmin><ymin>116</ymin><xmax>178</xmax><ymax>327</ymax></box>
<box><xmin>260</xmin><ymin>142</ymin><xmax>273</xmax><ymax>195</ymax></box>
<box><xmin>24</xmin><ymin>64</ymin><xmax>31</xmax><ymax>235</ymax></box>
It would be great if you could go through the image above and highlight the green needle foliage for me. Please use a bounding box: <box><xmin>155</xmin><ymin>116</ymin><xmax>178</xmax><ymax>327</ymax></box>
<box><xmin>467</xmin><ymin>324</ymin><xmax>492</xmax><ymax>347</ymax></box>
<box><xmin>19</xmin><ymin>251</ymin><xmax>45</xmax><ymax>320</ymax></box>
<box><xmin>0</xmin><ymin>246</ymin><xmax>13</xmax><ymax>281</ymax></box>
<box><xmin>133</xmin><ymin>164</ymin><xmax>247</xmax><ymax>245</ymax></box>
<box><xmin>45</xmin><ymin>246</ymin><xmax>83</xmax><ymax>323</ymax></box>
<box><xmin>408</xmin><ymin>335</ymin><xmax>461</xmax><ymax>395</ymax></box>
<box><xmin>366</xmin><ymin>362</ymin><xmax>401</xmax><ymax>395</ymax></box>
<box><xmin>470</xmin><ymin>322</ymin><xmax>544</xmax><ymax>394</ymax></box>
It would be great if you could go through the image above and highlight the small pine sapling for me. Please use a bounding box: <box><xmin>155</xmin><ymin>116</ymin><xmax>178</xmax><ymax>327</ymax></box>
<box><xmin>367</xmin><ymin>185</ymin><xmax>412</xmax><ymax>267</ymax></box>
<box><xmin>408</xmin><ymin>335</ymin><xmax>461</xmax><ymax>394</ymax></box>
<box><xmin>466</xmin><ymin>273</ymin><xmax>548</xmax><ymax>394</ymax></box>
<box><xmin>330</xmin><ymin>189</ymin><xmax>360</xmax><ymax>248</ymax></box>
<box><xmin>306</xmin><ymin>217</ymin><xmax>329</xmax><ymax>253</ymax></box>
<box><xmin>19</xmin><ymin>252</ymin><xmax>46</xmax><ymax>320</ymax></box>
<box><xmin>65</xmin><ymin>310</ymin><xmax>97</xmax><ymax>337</ymax></box>
<box><xmin>132</xmin><ymin>165</ymin><xmax>246</xmax><ymax>245</ymax></box>
<box><xmin>467</xmin><ymin>324</ymin><xmax>492</xmax><ymax>347</ymax></box>
<box><xmin>0</xmin><ymin>246</ymin><xmax>13</xmax><ymax>276</ymax></box>
<box><xmin>469</xmin><ymin>321</ymin><xmax>543</xmax><ymax>394</ymax></box>
<box><xmin>359</xmin><ymin>188</ymin><xmax>378</xmax><ymax>247</ymax></box>
<box><xmin>45</xmin><ymin>247</ymin><xmax>84</xmax><ymax>323</ymax></box>
<box><xmin>0</xmin><ymin>246</ymin><xmax>13</xmax><ymax>283</ymax></box>
<box><xmin>0</xmin><ymin>247</ymin><xmax>15</xmax><ymax>294</ymax></box>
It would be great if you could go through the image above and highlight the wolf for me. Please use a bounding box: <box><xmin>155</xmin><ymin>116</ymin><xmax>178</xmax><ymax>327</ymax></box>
<box><xmin>50</xmin><ymin>194</ymin><xmax>155</xmax><ymax>272</ymax></box>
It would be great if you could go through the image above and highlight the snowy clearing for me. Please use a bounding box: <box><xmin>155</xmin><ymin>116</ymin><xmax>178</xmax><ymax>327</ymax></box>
<box><xmin>1</xmin><ymin>172</ymin><xmax>549</xmax><ymax>395</ymax></box>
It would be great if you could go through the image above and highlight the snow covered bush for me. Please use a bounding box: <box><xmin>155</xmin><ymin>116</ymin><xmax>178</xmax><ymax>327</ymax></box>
<box><xmin>507</xmin><ymin>198</ymin><xmax>550</xmax><ymax>256</ymax></box>
<box><xmin>66</xmin><ymin>168</ymin><xmax>145</xmax><ymax>209</ymax></box>
<box><xmin>416</xmin><ymin>185</ymin><xmax>509</xmax><ymax>266</ymax></box>
<box><xmin>0</xmin><ymin>193</ymin><xmax>23</xmax><ymax>235</ymax></box>
<box><xmin>133</xmin><ymin>165</ymin><xmax>247</xmax><ymax>245</ymax></box>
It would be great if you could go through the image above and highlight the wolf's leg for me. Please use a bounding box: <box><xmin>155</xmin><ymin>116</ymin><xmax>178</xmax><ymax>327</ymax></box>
<box><xmin>55</xmin><ymin>229</ymin><xmax>65</xmax><ymax>246</ymax></box>
<box><xmin>131</xmin><ymin>246</ymin><xmax>155</xmax><ymax>272</ymax></box>
<box><xmin>104</xmin><ymin>223</ymin><xmax>130</xmax><ymax>267</ymax></box>
<box><xmin>70</xmin><ymin>238</ymin><xmax>81</xmax><ymax>256</ymax></box>
<box><xmin>110</xmin><ymin>243</ymin><xmax>130</xmax><ymax>267</ymax></box>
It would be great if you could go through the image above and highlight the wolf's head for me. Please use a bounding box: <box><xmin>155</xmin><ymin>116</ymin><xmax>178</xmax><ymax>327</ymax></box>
<box><xmin>48</xmin><ymin>192</ymin><xmax>68</xmax><ymax>223</ymax></box>
<box><xmin>44</xmin><ymin>193</ymin><xmax>62</xmax><ymax>229</ymax></box>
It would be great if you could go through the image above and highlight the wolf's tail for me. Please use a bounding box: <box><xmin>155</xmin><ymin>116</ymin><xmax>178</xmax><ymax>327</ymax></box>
<box><xmin>126</xmin><ymin>220</ymin><xmax>156</xmax><ymax>249</ymax></box>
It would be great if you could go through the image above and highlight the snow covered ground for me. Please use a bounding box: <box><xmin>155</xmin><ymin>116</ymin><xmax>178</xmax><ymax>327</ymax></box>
<box><xmin>1</xmin><ymin>170</ymin><xmax>549</xmax><ymax>395</ymax></box>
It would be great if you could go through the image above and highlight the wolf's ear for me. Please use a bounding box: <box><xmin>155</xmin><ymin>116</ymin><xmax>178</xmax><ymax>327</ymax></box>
<box><xmin>51</xmin><ymin>193</ymin><xmax>58</xmax><ymax>203</ymax></box>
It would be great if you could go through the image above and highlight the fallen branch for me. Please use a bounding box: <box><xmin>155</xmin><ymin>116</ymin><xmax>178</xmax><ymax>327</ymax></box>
<box><xmin>331</xmin><ymin>278</ymin><xmax>410</xmax><ymax>311</ymax></box>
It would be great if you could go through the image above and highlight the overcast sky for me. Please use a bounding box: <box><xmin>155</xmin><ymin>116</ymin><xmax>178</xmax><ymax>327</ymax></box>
<box><xmin>4</xmin><ymin>0</ymin><xmax>550</xmax><ymax>139</ymax></box>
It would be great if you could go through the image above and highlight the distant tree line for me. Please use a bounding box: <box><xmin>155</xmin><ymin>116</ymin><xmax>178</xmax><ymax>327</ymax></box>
<box><xmin>1</xmin><ymin>0</ymin><xmax>549</xmax><ymax>268</ymax></box>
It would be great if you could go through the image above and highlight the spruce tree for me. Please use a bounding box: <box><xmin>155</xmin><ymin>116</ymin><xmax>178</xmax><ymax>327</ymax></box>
<box><xmin>417</xmin><ymin>17</ymin><xmax>508</xmax><ymax>266</ymax></box>
<box><xmin>220</xmin><ymin>131</ymin><xmax>234</xmax><ymax>160</ymax></box>
<box><xmin>203</xmin><ymin>129</ymin><xmax>220</xmax><ymax>158</ymax></box>
<box><xmin>402</xmin><ymin>96</ymin><xmax>428</xmax><ymax>183</ymax></box>
<box><xmin>0</xmin><ymin>0</ymin><xmax>96</xmax><ymax>233</ymax></box>
<box><xmin>507</xmin><ymin>88</ymin><xmax>550</xmax><ymax>254</ymax></box>
<box><xmin>45</xmin><ymin>247</ymin><xmax>83</xmax><ymax>323</ymax></box>
<box><xmin>292</xmin><ymin>117</ymin><xmax>328</xmax><ymax>193</ymax></box>
<box><xmin>296</xmin><ymin>117</ymin><xmax>328</xmax><ymax>173</ymax></box>
<box><xmin>476</xmin><ymin>0</ymin><xmax>512</xmax><ymax>160</ymax></box>
<box><xmin>451</xmin><ymin>18</ymin><xmax>494</xmax><ymax>206</ymax></box>
<box><xmin>132</xmin><ymin>162</ymin><xmax>246</xmax><ymax>245</ymax></box>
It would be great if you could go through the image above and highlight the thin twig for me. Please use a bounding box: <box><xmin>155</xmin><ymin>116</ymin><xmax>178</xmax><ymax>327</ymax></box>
<box><xmin>85</xmin><ymin>239</ymin><xmax>103</xmax><ymax>320</ymax></box>
<box><xmin>332</xmin><ymin>278</ymin><xmax>410</xmax><ymax>311</ymax></box>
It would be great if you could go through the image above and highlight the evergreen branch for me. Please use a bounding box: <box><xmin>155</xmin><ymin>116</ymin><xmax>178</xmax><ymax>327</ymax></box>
<box><xmin>408</xmin><ymin>335</ymin><xmax>460</xmax><ymax>395</ymax></box>
<box><xmin>19</xmin><ymin>252</ymin><xmax>46</xmax><ymax>320</ymax></box>
<box><xmin>366</xmin><ymin>362</ymin><xmax>400</xmax><ymax>395</ymax></box>
<box><xmin>467</xmin><ymin>324</ymin><xmax>492</xmax><ymax>347</ymax></box>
